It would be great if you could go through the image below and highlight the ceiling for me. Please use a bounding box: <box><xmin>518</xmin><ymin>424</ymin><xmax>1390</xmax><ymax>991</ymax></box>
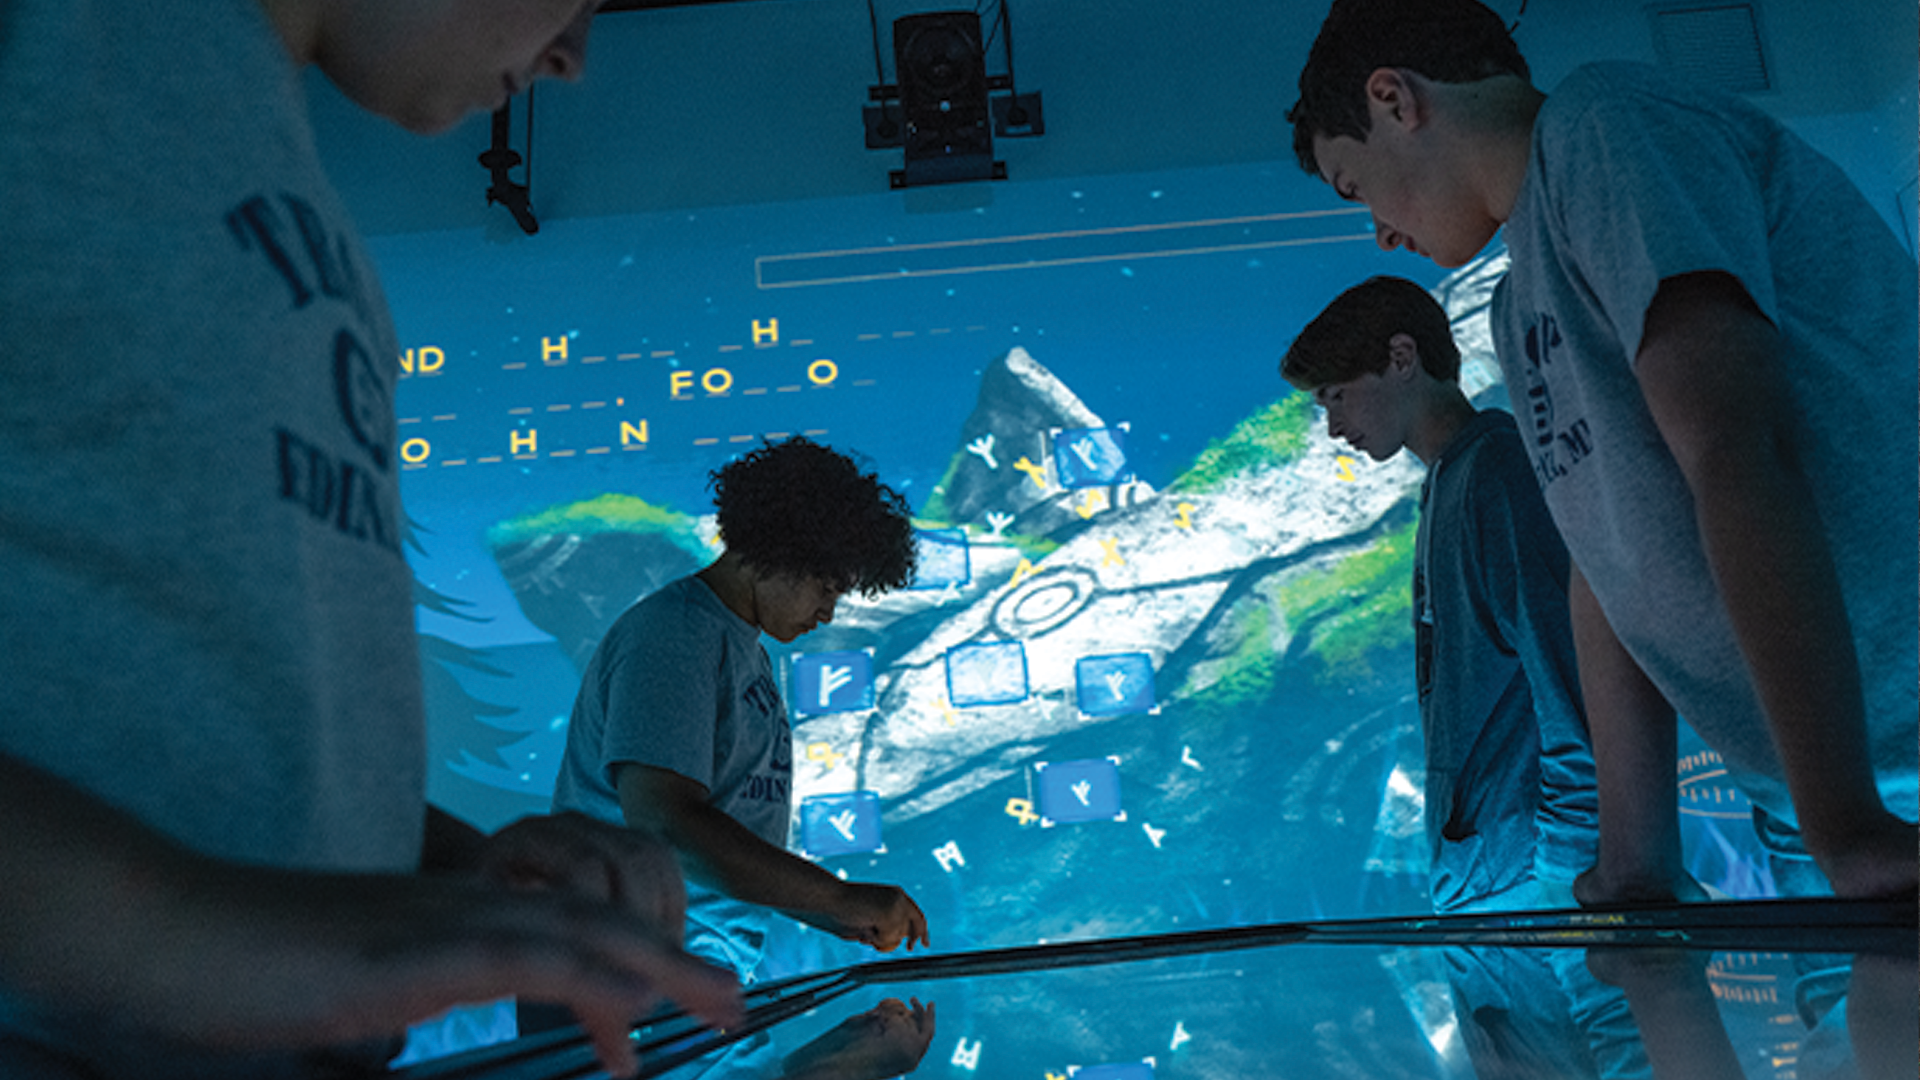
<box><xmin>307</xmin><ymin>0</ymin><xmax>1918</xmax><ymax>236</ymax></box>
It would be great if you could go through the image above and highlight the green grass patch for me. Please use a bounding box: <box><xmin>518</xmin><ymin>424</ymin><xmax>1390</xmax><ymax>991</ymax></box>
<box><xmin>1168</xmin><ymin>392</ymin><xmax>1316</xmax><ymax>494</ymax></box>
<box><xmin>485</xmin><ymin>493</ymin><xmax>707</xmax><ymax>559</ymax></box>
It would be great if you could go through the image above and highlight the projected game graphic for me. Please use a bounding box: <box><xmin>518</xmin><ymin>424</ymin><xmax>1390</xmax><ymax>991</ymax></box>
<box><xmin>380</xmin><ymin>163</ymin><xmax>1784</xmax><ymax>1075</ymax></box>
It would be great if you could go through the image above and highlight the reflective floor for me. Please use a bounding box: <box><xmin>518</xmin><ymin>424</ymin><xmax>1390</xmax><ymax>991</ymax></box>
<box><xmin>392</xmin><ymin>898</ymin><xmax>1916</xmax><ymax>1080</ymax></box>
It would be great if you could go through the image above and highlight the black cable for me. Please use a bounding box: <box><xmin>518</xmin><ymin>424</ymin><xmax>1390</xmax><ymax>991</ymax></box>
<box><xmin>865</xmin><ymin>0</ymin><xmax>897</xmax><ymax>140</ymax></box>
<box><xmin>523</xmin><ymin>84</ymin><xmax>534</xmax><ymax>199</ymax></box>
<box><xmin>1001</xmin><ymin>0</ymin><xmax>1016</xmax><ymax>96</ymax></box>
<box><xmin>1507</xmin><ymin>0</ymin><xmax>1528</xmax><ymax>34</ymax></box>
<box><xmin>866</xmin><ymin>0</ymin><xmax>887</xmax><ymax>87</ymax></box>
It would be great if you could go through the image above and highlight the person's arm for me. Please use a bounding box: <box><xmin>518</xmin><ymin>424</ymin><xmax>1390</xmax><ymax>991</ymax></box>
<box><xmin>617</xmin><ymin>764</ymin><xmax>929</xmax><ymax>952</ymax></box>
<box><xmin>422</xmin><ymin>803</ymin><xmax>489</xmax><ymax>872</ymax></box>
<box><xmin>0</xmin><ymin>752</ymin><xmax>740</xmax><ymax>1079</ymax></box>
<box><xmin>1633</xmin><ymin>271</ymin><xmax>1913</xmax><ymax>898</ymax></box>
<box><xmin>432</xmin><ymin>803</ymin><xmax>711</xmax><ymax>951</ymax></box>
<box><xmin>1565</xmin><ymin>564</ymin><xmax>1696</xmax><ymax>906</ymax></box>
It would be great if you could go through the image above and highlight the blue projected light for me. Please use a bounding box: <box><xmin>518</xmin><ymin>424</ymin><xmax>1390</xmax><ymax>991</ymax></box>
<box><xmin>1035</xmin><ymin>757</ymin><xmax>1124</xmax><ymax>825</ymax></box>
<box><xmin>945</xmin><ymin>640</ymin><xmax>1029</xmax><ymax>707</ymax></box>
<box><xmin>1074</xmin><ymin>652</ymin><xmax>1157</xmax><ymax>717</ymax></box>
<box><xmin>791</xmin><ymin>650</ymin><xmax>874</xmax><ymax>717</ymax></box>
<box><xmin>1051</xmin><ymin>425</ymin><xmax>1133</xmax><ymax>490</ymax></box>
<box><xmin>1073</xmin><ymin>1066</ymin><xmax>1154</xmax><ymax>1080</ymax></box>
<box><xmin>911</xmin><ymin>527</ymin><xmax>971</xmax><ymax>590</ymax></box>
<box><xmin>800</xmin><ymin>791</ymin><xmax>884</xmax><ymax>857</ymax></box>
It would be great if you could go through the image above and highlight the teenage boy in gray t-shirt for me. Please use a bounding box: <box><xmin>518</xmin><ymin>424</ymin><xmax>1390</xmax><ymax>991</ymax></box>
<box><xmin>554</xmin><ymin>436</ymin><xmax>931</xmax><ymax>982</ymax></box>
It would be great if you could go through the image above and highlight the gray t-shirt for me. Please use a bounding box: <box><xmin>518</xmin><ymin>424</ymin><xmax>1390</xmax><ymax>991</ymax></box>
<box><xmin>0</xmin><ymin>0</ymin><xmax>423</xmax><ymax>876</ymax></box>
<box><xmin>1</xmin><ymin>0</ymin><xmax>422</xmax><ymax>1071</ymax></box>
<box><xmin>1491</xmin><ymin>62</ymin><xmax>1919</xmax><ymax>827</ymax></box>
<box><xmin>554</xmin><ymin>574</ymin><xmax>794</xmax><ymax>843</ymax></box>
<box><xmin>553</xmin><ymin>574</ymin><xmax>795</xmax><ymax>976</ymax></box>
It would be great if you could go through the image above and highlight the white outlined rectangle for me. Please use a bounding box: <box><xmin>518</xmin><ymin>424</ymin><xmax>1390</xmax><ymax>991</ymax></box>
<box><xmin>754</xmin><ymin>208</ymin><xmax>1374</xmax><ymax>289</ymax></box>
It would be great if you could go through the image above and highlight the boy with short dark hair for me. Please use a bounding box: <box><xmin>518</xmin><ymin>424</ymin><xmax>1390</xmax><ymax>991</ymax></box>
<box><xmin>1283</xmin><ymin>275</ymin><xmax>1598</xmax><ymax>913</ymax></box>
<box><xmin>1288</xmin><ymin>0</ymin><xmax>1918</xmax><ymax>903</ymax></box>
<box><xmin>1286</xmin><ymin>274</ymin><xmax>1647</xmax><ymax>1079</ymax></box>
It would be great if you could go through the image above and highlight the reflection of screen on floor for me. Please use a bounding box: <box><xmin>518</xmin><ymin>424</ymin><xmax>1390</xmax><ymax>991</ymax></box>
<box><xmin>386</xmin><ymin>157</ymin><xmax>1773</xmax><ymax>988</ymax></box>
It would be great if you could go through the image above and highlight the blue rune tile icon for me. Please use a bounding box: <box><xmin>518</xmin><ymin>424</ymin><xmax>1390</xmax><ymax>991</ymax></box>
<box><xmin>791</xmin><ymin>650</ymin><xmax>874</xmax><ymax>717</ymax></box>
<box><xmin>1074</xmin><ymin>652</ymin><xmax>1156</xmax><ymax>717</ymax></box>
<box><xmin>945</xmin><ymin>640</ymin><xmax>1029</xmax><ymax>707</ymax></box>
<box><xmin>1051</xmin><ymin>425</ymin><xmax>1132</xmax><ymax>490</ymax></box>
<box><xmin>1034</xmin><ymin>757</ymin><xmax>1123</xmax><ymax>825</ymax></box>
<box><xmin>911</xmin><ymin>527</ymin><xmax>971</xmax><ymax>590</ymax></box>
<box><xmin>800</xmin><ymin>791</ymin><xmax>883</xmax><ymax>857</ymax></box>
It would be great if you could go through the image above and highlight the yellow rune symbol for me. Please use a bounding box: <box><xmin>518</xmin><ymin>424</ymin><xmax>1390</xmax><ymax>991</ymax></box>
<box><xmin>1006</xmin><ymin>798</ymin><xmax>1039</xmax><ymax>826</ymax></box>
<box><xmin>1335</xmin><ymin>455</ymin><xmax>1357</xmax><ymax>482</ymax></box>
<box><xmin>1013</xmin><ymin>455</ymin><xmax>1049</xmax><ymax>490</ymax></box>
<box><xmin>805</xmin><ymin>742</ymin><xmax>844</xmax><ymax>771</ymax></box>
<box><xmin>1098</xmin><ymin>537</ymin><xmax>1124</xmax><ymax>567</ymax></box>
<box><xmin>1174</xmin><ymin>501</ymin><xmax>1196</xmax><ymax>531</ymax></box>
<box><xmin>935</xmin><ymin>695</ymin><xmax>960</xmax><ymax>728</ymax></box>
<box><xmin>1008</xmin><ymin>558</ymin><xmax>1038</xmax><ymax>588</ymax></box>
<box><xmin>1075</xmin><ymin>489</ymin><xmax>1109</xmax><ymax>520</ymax></box>
<box><xmin>1047</xmin><ymin>1073</ymin><xmax>1068</xmax><ymax>1080</ymax></box>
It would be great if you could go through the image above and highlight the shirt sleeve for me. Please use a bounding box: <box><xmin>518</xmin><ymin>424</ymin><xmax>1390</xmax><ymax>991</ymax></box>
<box><xmin>1536</xmin><ymin>71</ymin><xmax>1780</xmax><ymax>364</ymax></box>
<box><xmin>596</xmin><ymin>597</ymin><xmax>724</xmax><ymax>792</ymax></box>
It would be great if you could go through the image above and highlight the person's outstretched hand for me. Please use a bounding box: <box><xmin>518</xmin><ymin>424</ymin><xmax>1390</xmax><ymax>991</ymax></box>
<box><xmin>4</xmin><ymin>763</ymin><xmax>742</xmax><ymax>1080</ymax></box>
<box><xmin>828</xmin><ymin>882</ymin><xmax>931</xmax><ymax>953</ymax></box>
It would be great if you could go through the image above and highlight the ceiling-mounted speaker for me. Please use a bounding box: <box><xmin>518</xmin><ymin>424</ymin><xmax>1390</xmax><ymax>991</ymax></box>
<box><xmin>893</xmin><ymin>11</ymin><xmax>1000</xmax><ymax>186</ymax></box>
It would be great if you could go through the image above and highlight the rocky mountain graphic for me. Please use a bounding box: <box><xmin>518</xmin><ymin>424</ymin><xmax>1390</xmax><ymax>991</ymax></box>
<box><xmin>472</xmin><ymin>339</ymin><xmax>1418</xmax><ymax>829</ymax></box>
<box><xmin>430</xmin><ymin>252</ymin><xmax>1520</xmax><ymax>909</ymax></box>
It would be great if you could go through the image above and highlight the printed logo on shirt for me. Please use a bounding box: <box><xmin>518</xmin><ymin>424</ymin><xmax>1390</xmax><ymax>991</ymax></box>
<box><xmin>1520</xmin><ymin>312</ymin><xmax>1596</xmax><ymax>492</ymax></box>
<box><xmin>228</xmin><ymin>191</ymin><xmax>403</xmax><ymax>558</ymax></box>
<box><xmin>741</xmin><ymin>671</ymin><xmax>793</xmax><ymax>774</ymax></box>
<box><xmin>740</xmin><ymin>773</ymin><xmax>790</xmax><ymax>806</ymax></box>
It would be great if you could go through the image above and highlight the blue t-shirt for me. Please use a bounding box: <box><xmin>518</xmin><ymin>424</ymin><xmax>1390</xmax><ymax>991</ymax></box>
<box><xmin>1491</xmin><ymin>62</ymin><xmax>1919</xmax><ymax>827</ymax></box>
<box><xmin>1417</xmin><ymin>410</ymin><xmax>1598</xmax><ymax>911</ymax></box>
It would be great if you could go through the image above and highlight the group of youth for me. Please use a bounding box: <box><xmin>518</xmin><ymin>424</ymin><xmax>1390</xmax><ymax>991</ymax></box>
<box><xmin>0</xmin><ymin>0</ymin><xmax>1912</xmax><ymax>1078</ymax></box>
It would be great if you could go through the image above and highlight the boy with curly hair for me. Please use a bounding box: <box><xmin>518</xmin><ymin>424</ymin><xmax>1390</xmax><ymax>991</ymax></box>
<box><xmin>553</xmin><ymin>436</ymin><xmax>930</xmax><ymax>984</ymax></box>
<box><xmin>1286</xmin><ymin>0</ymin><xmax>1917</xmax><ymax>905</ymax></box>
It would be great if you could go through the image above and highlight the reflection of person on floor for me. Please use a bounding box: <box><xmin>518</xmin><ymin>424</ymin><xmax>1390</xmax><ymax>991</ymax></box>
<box><xmin>1439</xmin><ymin>946</ymin><xmax>1647</xmax><ymax>1080</ymax></box>
<box><xmin>1589</xmin><ymin>944</ymin><xmax>1916</xmax><ymax>1080</ymax></box>
<box><xmin>550</xmin><ymin>436</ymin><xmax>930</xmax><ymax>994</ymax></box>
<box><xmin>1581</xmin><ymin>950</ymin><xmax>1743</xmax><ymax>1080</ymax></box>
<box><xmin>1287</xmin><ymin>0</ymin><xmax>1918</xmax><ymax>907</ymax></box>
<box><xmin>777</xmin><ymin>998</ymin><xmax>936</xmax><ymax>1080</ymax></box>
<box><xmin>1284</xmin><ymin>278</ymin><xmax>1644</xmax><ymax>1077</ymax></box>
